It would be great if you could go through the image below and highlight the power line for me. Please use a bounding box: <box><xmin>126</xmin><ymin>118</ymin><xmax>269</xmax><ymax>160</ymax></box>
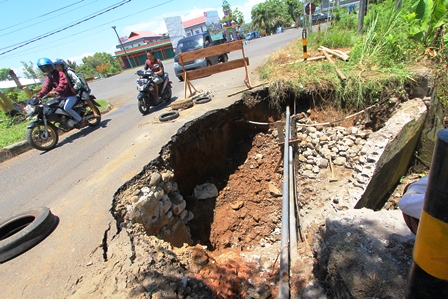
<box><xmin>0</xmin><ymin>0</ymin><xmax>85</xmax><ymax>33</ymax></box>
<box><xmin>0</xmin><ymin>0</ymin><xmax>131</xmax><ymax>50</ymax></box>
<box><xmin>0</xmin><ymin>0</ymin><xmax>173</xmax><ymax>60</ymax></box>
<box><xmin>0</xmin><ymin>0</ymin><xmax>132</xmax><ymax>56</ymax></box>
<box><xmin>0</xmin><ymin>1</ymin><xmax>98</xmax><ymax>40</ymax></box>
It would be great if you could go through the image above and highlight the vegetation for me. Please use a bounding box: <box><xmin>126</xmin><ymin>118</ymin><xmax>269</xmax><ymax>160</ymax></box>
<box><xmin>258</xmin><ymin>0</ymin><xmax>447</xmax><ymax>111</ymax></box>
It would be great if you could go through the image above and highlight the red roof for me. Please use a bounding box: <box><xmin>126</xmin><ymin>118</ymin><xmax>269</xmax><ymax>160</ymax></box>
<box><xmin>183</xmin><ymin>16</ymin><xmax>206</xmax><ymax>28</ymax></box>
<box><xmin>127</xmin><ymin>31</ymin><xmax>162</xmax><ymax>42</ymax></box>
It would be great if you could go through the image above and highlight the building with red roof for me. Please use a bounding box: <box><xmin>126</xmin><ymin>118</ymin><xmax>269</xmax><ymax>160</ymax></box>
<box><xmin>113</xmin><ymin>31</ymin><xmax>174</xmax><ymax>70</ymax></box>
<box><xmin>182</xmin><ymin>16</ymin><xmax>207</xmax><ymax>36</ymax></box>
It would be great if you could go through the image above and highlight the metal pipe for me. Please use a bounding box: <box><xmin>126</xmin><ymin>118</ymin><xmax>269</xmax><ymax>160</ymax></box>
<box><xmin>279</xmin><ymin>106</ymin><xmax>290</xmax><ymax>299</ymax></box>
<box><xmin>289</xmin><ymin>145</ymin><xmax>299</xmax><ymax>299</ymax></box>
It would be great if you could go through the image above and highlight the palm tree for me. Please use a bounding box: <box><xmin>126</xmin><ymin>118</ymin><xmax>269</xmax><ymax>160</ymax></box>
<box><xmin>251</xmin><ymin>0</ymin><xmax>289</xmax><ymax>34</ymax></box>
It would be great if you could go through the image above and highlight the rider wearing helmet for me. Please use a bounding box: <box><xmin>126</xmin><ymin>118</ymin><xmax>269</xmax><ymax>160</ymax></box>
<box><xmin>53</xmin><ymin>58</ymin><xmax>99</xmax><ymax>119</ymax></box>
<box><xmin>36</xmin><ymin>57</ymin><xmax>87</xmax><ymax>128</ymax></box>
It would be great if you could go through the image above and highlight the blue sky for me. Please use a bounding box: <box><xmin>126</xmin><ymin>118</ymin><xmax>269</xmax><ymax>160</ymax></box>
<box><xmin>0</xmin><ymin>0</ymin><xmax>264</xmax><ymax>78</ymax></box>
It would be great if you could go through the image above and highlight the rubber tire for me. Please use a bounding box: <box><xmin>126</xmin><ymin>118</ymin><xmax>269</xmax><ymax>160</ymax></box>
<box><xmin>87</xmin><ymin>106</ymin><xmax>101</xmax><ymax>127</ymax></box>
<box><xmin>178</xmin><ymin>75</ymin><xmax>184</xmax><ymax>82</ymax></box>
<box><xmin>164</xmin><ymin>85</ymin><xmax>172</xmax><ymax>101</ymax></box>
<box><xmin>0</xmin><ymin>207</ymin><xmax>59</xmax><ymax>263</ymax></box>
<box><xmin>26</xmin><ymin>122</ymin><xmax>59</xmax><ymax>151</ymax></box>
<box><xmin>194</xmin><ymin>96</ymin><xmax>211</xmax><ymax>104</ymax></box>
<box><xmin>138</xmin><ymin>99</ymin><xmax>150</xmax><ymax>115</ymax></box>
<box><xmin>221</xmin><ymin>54</ymin><xmax>229</xmax><ymax>63</ymax></box>
<box><xmin>158</xmin><ymin>111</ymin><xmax>179</xmax><ymax>122</ymax></box>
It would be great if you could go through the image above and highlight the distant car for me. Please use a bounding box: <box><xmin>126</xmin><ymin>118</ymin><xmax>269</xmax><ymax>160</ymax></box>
<box><xmin>276</xmin><ymin>27</ymin><xmax>283</xmax><ymax>34</ymax></box>
<box><xmin>245</xmin><ymin>30</ymin><xmax>260</xmax><ymax>40</ymax></box>
<box><xmin>173</xmin><ymin>32</ymin><xmax>228</xmax><ymax>81</ymax></box>
<box><xmin>312</xmin><ymin>12</ymin><xmax>334</xmax><ymax>24</ymax></box>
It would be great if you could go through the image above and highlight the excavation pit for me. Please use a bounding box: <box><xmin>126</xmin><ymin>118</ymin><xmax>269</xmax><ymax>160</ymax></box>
<box><xmin>110</xmin><ymin>82</ymin><xmax>434</xmax><ymax>297</ymax></box>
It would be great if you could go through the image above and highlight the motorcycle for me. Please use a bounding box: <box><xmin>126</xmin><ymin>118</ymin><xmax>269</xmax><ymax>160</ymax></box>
<box><xmin>135</xmin><ymin>69</ymin><xmax>172</xmax><ymax>115</ymax></box>
<box><xmin>24</xmin><ymin>93</ymin><xmax>102</xmax><ymax>151</ymax></box>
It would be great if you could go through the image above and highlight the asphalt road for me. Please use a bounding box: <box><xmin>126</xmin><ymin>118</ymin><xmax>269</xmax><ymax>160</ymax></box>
<box><xmin>0</xmin><ymin>29</ymin><xmax>301</xmax><ymax>298</ymax></box>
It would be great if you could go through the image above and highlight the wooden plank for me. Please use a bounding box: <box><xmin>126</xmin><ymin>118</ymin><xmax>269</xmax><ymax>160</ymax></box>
<box><xmin>178</xmin><ymin>41</ymin><xmax>243</xmax><ymax>65</ymax></box>
<box><xmin>185</xmin><ymin>58</ymin><xmax>249</xmax><ymax>80</ymax></box>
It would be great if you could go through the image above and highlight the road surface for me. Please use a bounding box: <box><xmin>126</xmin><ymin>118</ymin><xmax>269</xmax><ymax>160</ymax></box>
<box><xmin>0</xmin><ymin>29</ymin><xmax>300</xmax><ymax>298</ymax></box>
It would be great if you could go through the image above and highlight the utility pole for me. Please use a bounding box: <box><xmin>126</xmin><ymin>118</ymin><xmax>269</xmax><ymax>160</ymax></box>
<box><xmin>111</xmin><ymin>26</ymin><xmax>132</xmax><ymax>69</ymax></box>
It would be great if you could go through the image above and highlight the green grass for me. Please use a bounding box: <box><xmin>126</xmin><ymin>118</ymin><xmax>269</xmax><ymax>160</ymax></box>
<box><xmin>0</xmin><ymin>99</ymin><xmax>110</xmax><ymax>148</ymax></box>
<box><xmin>259</xmin><ymin>0</ymin><xmax>443</xmax><ymax>112</ymax></box>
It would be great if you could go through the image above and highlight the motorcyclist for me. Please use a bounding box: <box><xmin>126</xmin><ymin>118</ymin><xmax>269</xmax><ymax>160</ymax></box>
<box><xmin>53</xmin><ymin>58</ymin><xmax>99</xmax><ymax>119</ymax></box>
<box><xmin>36</xmin><ymin>57</ymin><xmax>87</xmax><ymax>128</ymax></box>
<box><xmin>144</xmin><ymin>49</ymin><xmax>164</xmax><ymax>100</ymax></box>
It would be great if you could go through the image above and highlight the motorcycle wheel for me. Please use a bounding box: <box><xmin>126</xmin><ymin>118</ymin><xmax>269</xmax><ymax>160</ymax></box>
<box><xmin>26</xmin><ymin>122</ymin><xmax>59</xmax><ymax>151</ymax></box>
<box><xmin>85</xmin><ymin>105</ymin><xmax>101</xmax><ymax>127</ymax></box>
<box><xmin>138</xmin><ymin>99</ymin><xmax>150</xmax><ymax>115</ymax></box>
<box><xmin>165</xmin><ymin>84</ymin><xmax>172</xmax><ymax>101</ymax></box>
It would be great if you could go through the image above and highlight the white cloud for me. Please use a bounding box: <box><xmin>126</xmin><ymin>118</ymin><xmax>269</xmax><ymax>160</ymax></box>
<box><xmin>117</xmin><ymin>1</ymin><xmax>265</xmax><ymax>36</ymax></box>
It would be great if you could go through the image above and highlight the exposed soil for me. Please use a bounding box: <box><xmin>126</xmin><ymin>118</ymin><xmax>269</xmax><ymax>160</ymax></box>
<box><xmin>68</xmin><ymin>98</ymin><xmax>427</xmax><ymax>299</ymax></box>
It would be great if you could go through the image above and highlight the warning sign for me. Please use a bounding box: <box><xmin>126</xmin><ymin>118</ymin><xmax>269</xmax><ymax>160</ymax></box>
<box><xmin>305</xmin><ymin>2</ymin><xmax>317</xmax><ymax>15</ymax></box>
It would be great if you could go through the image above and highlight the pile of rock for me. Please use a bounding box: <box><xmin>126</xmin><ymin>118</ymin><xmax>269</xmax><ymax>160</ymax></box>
<box><xmin>293</xmin><ymin>122</ymin><xmax>371</xmax><ymax>179</ymax></box>
<box><xmin>125</xmin><ymin>171</ymin><xmax>194</xmax><ymax>247</ymax></box>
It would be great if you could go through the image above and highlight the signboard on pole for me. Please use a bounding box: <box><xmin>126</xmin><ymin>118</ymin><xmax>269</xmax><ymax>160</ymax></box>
<box><xmin>204</xmin><ymin>10</ymin><xmax>223</xmax><ymax>41</ymax></box>
<box><xmin>164</xmin><ymin>16</ymin><xmax>186</xmax><ymax>50</ymax></box>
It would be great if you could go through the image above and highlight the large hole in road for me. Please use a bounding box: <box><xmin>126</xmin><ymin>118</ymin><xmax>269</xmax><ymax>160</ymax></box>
<box><xmin>112</xmin><ymin>87</ymin><xmax>392</xmax><ymax>251</ymax></box>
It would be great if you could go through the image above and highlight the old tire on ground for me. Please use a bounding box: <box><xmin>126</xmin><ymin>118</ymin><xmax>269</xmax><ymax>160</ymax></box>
<box><xmin>194</xmin><ymin>95</ymin><xmax>211</xmax><ymax>104</ymax></box>
<box><xmin>0</xmin><ymin>207</ymin><xmax>59</xmax><ymax>263</ymax></box>
<box><xmin>158</xmin><ymin>111</ymin><xmax>179</xmax><ymax>122</ymax></box>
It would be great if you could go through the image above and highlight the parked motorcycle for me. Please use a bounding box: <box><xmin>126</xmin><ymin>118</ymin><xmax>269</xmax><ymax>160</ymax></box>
<box><xmin>24</xmin><ymin>93</ymin><xmax>102</xmax><ymax>151</ymax></box>
<box><xmin>135</xmin><ymin>69</ymin><xmax>172</xmax><ymax>115</ymax></box>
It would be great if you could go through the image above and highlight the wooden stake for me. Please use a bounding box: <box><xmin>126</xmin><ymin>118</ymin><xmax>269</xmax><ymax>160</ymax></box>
<box><xmin>322</xmin><ymin>49</ymin><xmax>346</xmax><ymax>80</ymax></box>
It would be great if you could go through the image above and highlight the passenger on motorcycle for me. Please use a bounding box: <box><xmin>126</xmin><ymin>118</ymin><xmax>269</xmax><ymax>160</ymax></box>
<box><xmin>53</xmin><ymin>58</ymin><xmax>99</xmax><ymax>119</ymax></box>
<box><xmin>144</xmin><ymin>49</ymin><xmax>164</xmax><ymax>100</ymax></box>
<box><xmin>36</xmin><ymin>57</ymin><xmax>88</xmax><ymax>128</ymax></box>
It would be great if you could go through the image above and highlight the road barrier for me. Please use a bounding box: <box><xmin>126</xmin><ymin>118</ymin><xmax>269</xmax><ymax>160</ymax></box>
<box><xmin>404</xmin><ymin>129</ymin><xmax>448</xmax><ymax>298</ymax></box>
<box><xmin>177</xmin><ymin>40</ymin><xmax>252</xmax><ymax>98</ymax></box>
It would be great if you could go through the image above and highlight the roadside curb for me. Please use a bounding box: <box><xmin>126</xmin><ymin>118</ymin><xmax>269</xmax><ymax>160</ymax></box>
<box><xmin>0</xmin><ymin>141</ymin><xmax>32</xmax><ymax>163</ymax></box>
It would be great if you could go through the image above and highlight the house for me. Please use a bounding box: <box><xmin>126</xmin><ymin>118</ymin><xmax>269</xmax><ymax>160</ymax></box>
<box><xmin>114</xmin><ymin>31</ymin><xmax>175</xmax><ymax>70</ymax></box>
<box><xmin>183</xmin><ymin>16</ymin><xmax>207</xmax><ymax>36</ymax></box>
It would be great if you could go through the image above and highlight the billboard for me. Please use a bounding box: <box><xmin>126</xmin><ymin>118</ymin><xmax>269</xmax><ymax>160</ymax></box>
<box><xmin>164</xmin><ymin>16</ymin><xmax>186</xmax><ymax>49</ymax></box>
<box><xmin>204</xmin><ymin>11</ymin><xmax>223</xmax><ymax>41</ymax></box>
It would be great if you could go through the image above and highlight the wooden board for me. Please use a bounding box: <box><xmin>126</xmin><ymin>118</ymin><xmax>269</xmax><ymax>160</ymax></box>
<box><xmin>184</xmin><ymin>58</ymin><xmax>249</xmax><ymax>80</ymax></box>
<box><xmin>178</xmin><ymin>41</ymin><xmax>243</xmax><ymax>64</ymax></box>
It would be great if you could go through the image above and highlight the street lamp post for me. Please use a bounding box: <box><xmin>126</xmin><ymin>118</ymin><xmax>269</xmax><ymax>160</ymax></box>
<box><xmin>112</xmin><ymin>26</ymin><xmax>132</xmax><ymax>69</ymax></box>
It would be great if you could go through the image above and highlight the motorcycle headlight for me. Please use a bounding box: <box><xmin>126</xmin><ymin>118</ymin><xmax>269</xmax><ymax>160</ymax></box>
<box><xmin>24</xmin><ymin>104</ymin><xmax>36</xmax><ymax>115</ymax></box>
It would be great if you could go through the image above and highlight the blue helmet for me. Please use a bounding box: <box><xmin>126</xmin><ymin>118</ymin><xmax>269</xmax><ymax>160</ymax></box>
<box><xmin>53</xmin><ymin>58</ymin><xmax>68</xmax><ymax>70</ymax></box>
<box><xmin>37</xmin><ymin>57</ymin><xmax>55</xmax><ymax>73</ymax></box>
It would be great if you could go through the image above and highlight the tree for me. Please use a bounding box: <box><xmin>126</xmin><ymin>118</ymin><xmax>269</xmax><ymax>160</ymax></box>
<box><xmin>251</xmin><ymin>0</ymin><xmax>288</xmax><ymax>34</ymax></box>
<box><xmin>285</xmin><ymin>0</ymin><xmax>301</xmax><ymax>25</ymax></box>
<box><xmin>76</xmin><ymin>52</ymin><xmax>121</xmax><ymax>77</ymax></box>
<box><xmin>0</xmin><ymin>68</ymin><xmax>12</xmax><ymax>81</ymax></box>
<box><xmin>231</xmin><ymin>7</ymin><xmax>245</xmax><ymax>26</ymax></box>
<box><xmin>66</xmin><ymin>59</ymin><xmax>78</xmax><ymax>70</ymax></box>
<box><xmin>96</xmin><ymin>64</ymin><xmax>110</xmax><ymax>77</ymax></box>
<box><xmin>20</xmin><ymin>61</ymin><xmax>40</xmax><ymax>79</ymax></box>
